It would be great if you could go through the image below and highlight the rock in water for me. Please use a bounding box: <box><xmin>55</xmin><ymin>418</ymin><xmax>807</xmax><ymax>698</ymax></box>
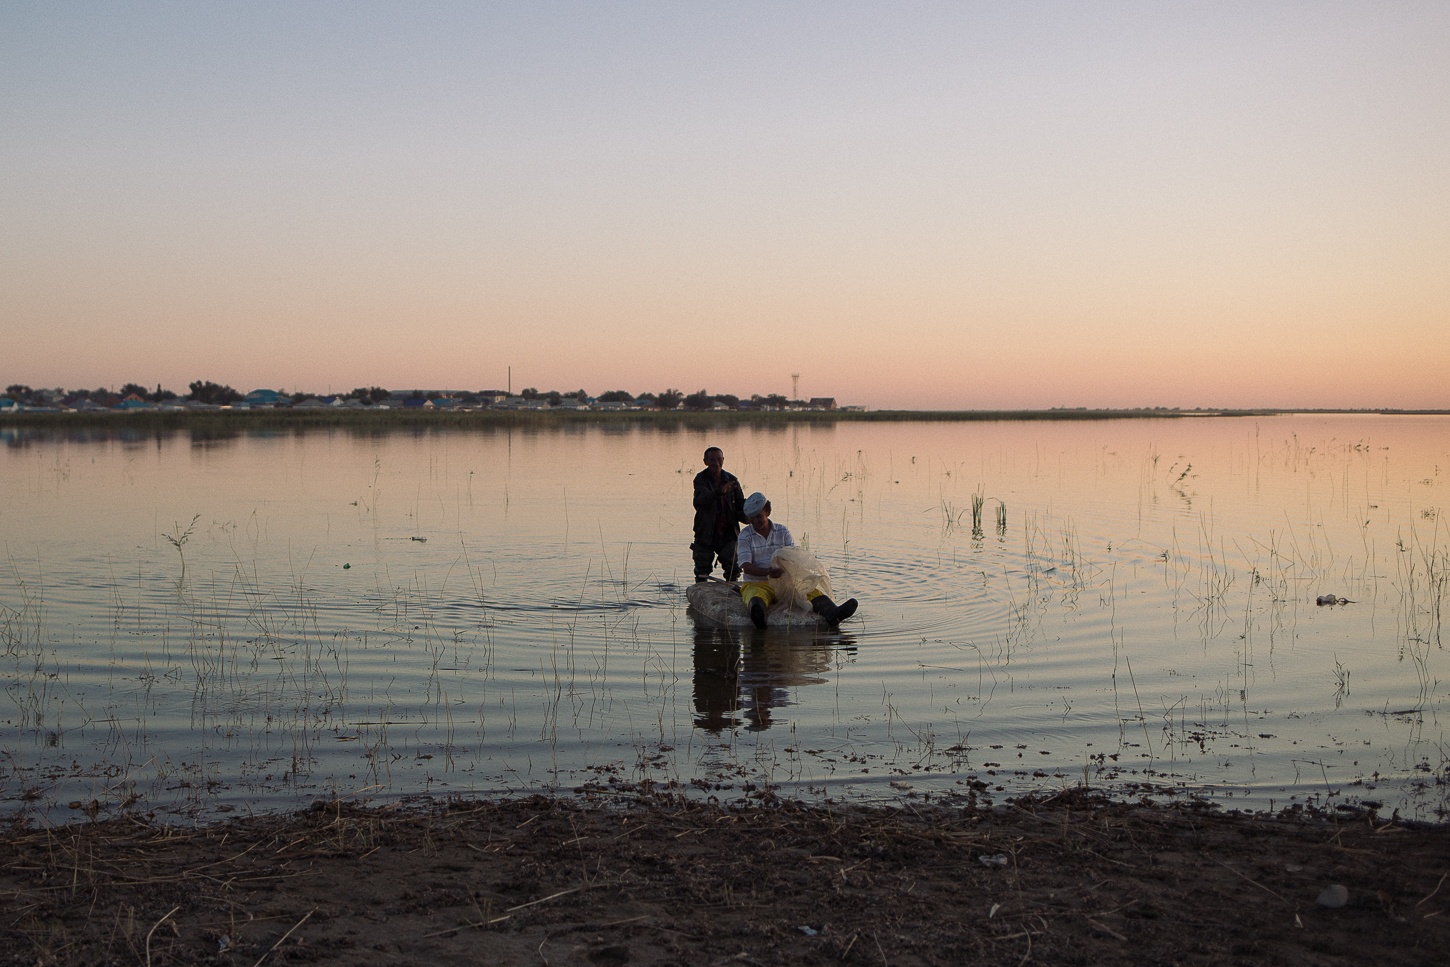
<box><xmin>686</xmin><ymin>581</ymin><xmax>824</xmax><ymax>630</ymax></box>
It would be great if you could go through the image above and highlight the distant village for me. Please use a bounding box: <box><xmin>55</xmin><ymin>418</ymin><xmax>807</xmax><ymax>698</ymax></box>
<box><xmin>1</xmin><ymin>382</ymin><xmax>858</xmax><ymax>414</ymax></box>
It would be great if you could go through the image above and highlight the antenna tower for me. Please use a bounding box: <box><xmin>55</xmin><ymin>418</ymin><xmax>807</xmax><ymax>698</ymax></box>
<box><xmin>791</xmin><ymin>372</ymin><xmax>800</xmax><ymax>400</ymax></box>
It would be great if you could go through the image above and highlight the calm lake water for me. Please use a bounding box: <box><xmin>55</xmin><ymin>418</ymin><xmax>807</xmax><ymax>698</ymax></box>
<box><xmin>2</xmin><ymin>415</ymin><xmax>1446</xmax><ymax>824</ymax></box>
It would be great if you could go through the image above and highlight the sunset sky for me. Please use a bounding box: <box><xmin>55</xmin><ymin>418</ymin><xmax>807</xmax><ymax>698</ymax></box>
<box><xmin>3</xmin><ymin>2</ymin><xmax>1447</xmax><ymax>410</ymax></box>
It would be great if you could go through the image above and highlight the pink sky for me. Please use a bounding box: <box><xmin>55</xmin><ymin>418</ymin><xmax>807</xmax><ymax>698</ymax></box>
<box><xmin>3</xmin><ymin>2</ymin><xmax>1447</xmax><ymax>410</ymax></box>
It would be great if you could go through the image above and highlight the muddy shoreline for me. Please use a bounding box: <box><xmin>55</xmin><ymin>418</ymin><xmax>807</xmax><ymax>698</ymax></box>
<box><xmin>2</xmin><ymin>789</ymin><xmax>1445</xmax><ymax>966</ymax></box>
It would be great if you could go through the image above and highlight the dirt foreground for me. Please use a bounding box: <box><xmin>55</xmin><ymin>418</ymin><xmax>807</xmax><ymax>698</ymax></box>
<box><xmin>2</xmin><ymin>790</ymin><xmax>1446</xmax><ymax>966</ymax></box>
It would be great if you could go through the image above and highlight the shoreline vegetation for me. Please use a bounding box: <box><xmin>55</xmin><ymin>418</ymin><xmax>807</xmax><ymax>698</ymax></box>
<box><xmin>3</xmin><ymin>406</ymin><xmax>1448</xmax><ymax>434</ymax></box>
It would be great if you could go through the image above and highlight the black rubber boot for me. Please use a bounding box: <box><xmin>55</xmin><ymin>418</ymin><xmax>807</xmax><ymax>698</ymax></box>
<box><xmin>812</xmin><ymin>595</ymin><xmax>859</xmax><ymax>625</ymax></box>
<box><xmin>749</xmin><ymin>598</ymin><xmax>767</xmax><ymax>629</ymax></box>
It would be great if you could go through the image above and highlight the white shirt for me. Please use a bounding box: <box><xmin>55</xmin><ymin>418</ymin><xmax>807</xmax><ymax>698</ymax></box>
<box><xmin>736</xmin><ymin>521</ymin><xmax>795</xmax><ymax>578</ymax></box>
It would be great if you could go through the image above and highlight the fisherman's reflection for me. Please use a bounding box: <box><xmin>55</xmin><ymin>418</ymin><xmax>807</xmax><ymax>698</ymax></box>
<box><xmin>691</xmin><ymin>625</ymin><xmax>855</xmax><ymax>733</ymax></box>
<box><xmin>691</xmin><ymin>626</ymin><xmax>742</xmax><ymax>732</ymax></box>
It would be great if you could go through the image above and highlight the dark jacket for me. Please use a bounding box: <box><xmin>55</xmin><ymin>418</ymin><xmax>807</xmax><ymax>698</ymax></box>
<box><xmin>692</xmin><ymin>468</ymin><xmax>746</xmax><ymax>543</ymax></box>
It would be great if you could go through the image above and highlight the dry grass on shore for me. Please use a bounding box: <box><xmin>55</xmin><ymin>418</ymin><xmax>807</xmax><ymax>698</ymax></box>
<box><xmin>2</xmin><ymin>789</ymin><xmax>1446</xmax><ymax>966</ymax></box>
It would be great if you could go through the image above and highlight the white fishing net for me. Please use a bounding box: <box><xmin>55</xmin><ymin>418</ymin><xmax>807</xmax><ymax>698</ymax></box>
<box><xmin>770</xmin><ymin>545</ymin><xmax>833</xmax><ymax>612</ymax></box>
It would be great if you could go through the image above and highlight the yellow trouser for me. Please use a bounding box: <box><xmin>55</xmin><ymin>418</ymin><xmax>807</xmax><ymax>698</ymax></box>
<box><xmin>741</xmin><ymin>582</ymin><xmax>824</xmax><ymax>609</ymax></box>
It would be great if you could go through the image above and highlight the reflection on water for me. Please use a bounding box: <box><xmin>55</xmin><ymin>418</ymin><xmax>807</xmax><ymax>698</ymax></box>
<box><xmin>692</xmin><ymin>626</ymin><xmax>742</xmax><ymax>733</ymax></box>
<box><xmin>1</xmin><ymin>414</ymin><xmax>1447</xmax><ymax>824</ymax></box>
<box><xmin>691</xmin><ymin>625</ymin><xmax>856</xmax><ymax>733</ymax></box>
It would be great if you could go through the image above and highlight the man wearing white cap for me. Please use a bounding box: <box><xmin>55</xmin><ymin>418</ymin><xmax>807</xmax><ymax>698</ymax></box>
<box><xmin>737</xmin><ymin>492</ymin><xmax>858</xmax><ymax>630</ymax></box>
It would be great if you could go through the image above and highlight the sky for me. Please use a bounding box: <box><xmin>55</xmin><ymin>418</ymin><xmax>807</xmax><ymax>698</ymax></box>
<box><xmin>3</xmin><ymin>1</ymin><xmax>1447</xmax><ymax>411</ymax></box>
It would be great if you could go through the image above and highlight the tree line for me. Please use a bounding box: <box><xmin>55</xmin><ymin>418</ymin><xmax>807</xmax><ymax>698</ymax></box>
<box><xmin>4</xmin><ymin>382</ymin><xmax>801</xmax><ymax>410</ymax></box>
<box><xmin>6</xmin><ymin>381</ymin><xmax>234</xmax><ymax>406</ymax></box>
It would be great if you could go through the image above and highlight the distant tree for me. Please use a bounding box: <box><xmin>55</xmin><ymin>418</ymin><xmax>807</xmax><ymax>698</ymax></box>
<box><xmin>119</xmin><ymin>382</ymin><xmax>149</xmax><ymax>398</ymax></box>
<box><xmin>346</xmin><ymin>386</ymin><xmax>389</xmax><ymax>404</ymax></box>
<box><xmin>683</xmin><ymin>389</ymin><xmax>713</xmax><ymax>410</ymax></box>
<box><xmin>635</xmin><ymin>392</ymin><xmax>657</xmax><ymax>407</ymax></box>
<box><xmin>5</xmin><ymin>384</ymin><xmax>34</xmax><ymax>402</ymax></box>
<box><xmin>570</xmin><ymin>388</ymin><xmax>589</xmax><ymax>401</ymax></box>
<box><xmin>764</xmin><ymin>394</ymin><xmax>789</xmax><ymax>408</ymax></box>
<box><xmin>655</xmin><ymin>389</ymin><xmax>684</xmax><ymax>410</ymax></box>
<box><xmin>152</xmin><ymin>385</ymin><xmax>178</xmax><ymax>402</ymax></box>
<box><xmin>520</xmin><ymin>387</ymin><xmax>539</xmax><ymax>400</ymax></box>
<box><xmin>188</xmin><ymin>380</ymin><xmax>242</xmax><ymax>405</ymax></box>
<box><xmin>544</xmin><ymin>390</ymin><xmax>563</xmax><ymax>406</ymax></box>
<box><xmin>597</xmin><ymin>390</ymin><xmax>634</xmax><ymax>403</ymax></box>
<box><xmin>714</xmin><ymin>394</ymin><xmax>739</xmax><ymax>409</ymax></box>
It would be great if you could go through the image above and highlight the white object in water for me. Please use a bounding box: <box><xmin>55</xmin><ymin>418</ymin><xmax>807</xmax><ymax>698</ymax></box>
<box><xmin>685</xmin><ymin>580</ymin><xmax>824</xmax><ymax>629</ymax></box>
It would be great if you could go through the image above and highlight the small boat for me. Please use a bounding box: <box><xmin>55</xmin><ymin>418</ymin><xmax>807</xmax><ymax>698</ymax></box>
<box><xmin>686</xmin><ymin>580</ymin><xmax>825</xmax><ymax>630</ymax></box>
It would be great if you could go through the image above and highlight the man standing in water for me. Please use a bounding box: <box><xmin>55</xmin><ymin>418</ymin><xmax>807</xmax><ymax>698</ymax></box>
<box><xmin>692</xmin><ymin>446</ymin><xmax>746</xmax><ymax>583</ymax></box>
<box><xmin>737</xmin><ymin>491</ymin><xmax>857</xmax><ymax>630</ymax></box>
